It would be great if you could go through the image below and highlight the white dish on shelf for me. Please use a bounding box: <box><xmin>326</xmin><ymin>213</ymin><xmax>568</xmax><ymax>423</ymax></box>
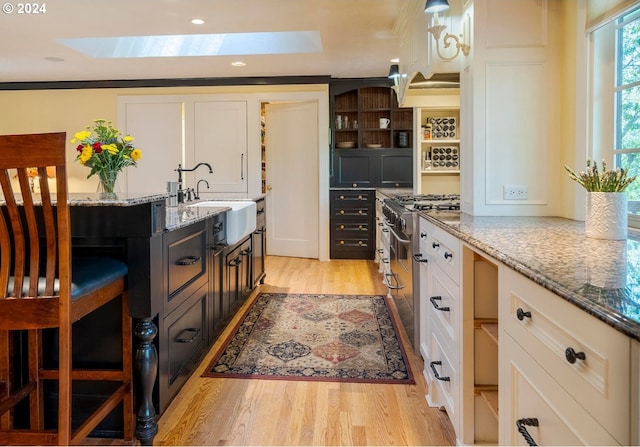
<box><xmin>365</xmin><ymin>143</ymin><xmax>382</xmax><ymax>148</ymax></box>
<box><xmin>336</xmin><ymin>141</ymin><xmax>356</xmax><ymax>148</ymax></box>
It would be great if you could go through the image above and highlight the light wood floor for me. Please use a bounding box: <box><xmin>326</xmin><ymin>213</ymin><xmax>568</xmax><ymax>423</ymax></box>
<box><xmin>154</xmin><ymin>256</ymin><xmax>457</xmax><ymax>446</ymax></box>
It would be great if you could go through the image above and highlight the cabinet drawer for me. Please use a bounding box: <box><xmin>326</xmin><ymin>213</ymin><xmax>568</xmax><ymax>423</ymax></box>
<box><xmin>429</xmin><ymin>263</ymin><xmax>460</xmax><ymax>346</ymax></box>
<box><xmin>426</xmin><ymin>323</ymin><xmax>460</xmax><ymax>433</ymax></box>
<box><xmin>332</xmin><ymin>206</ymin><xmax>372</xmax><ymax>218</ymax></box>
<box><xmin>425</xmin><ymin>220</ymin><xmax>460</xmax><ymax>285</ymax></box>
<box><xmin>165</xmin><ymin>221</ymin><xmax>207</xmax><ymax>303</ymax></box>
<box><xmin>331</xmin><ymin>190</ymin><xmax>374</xmax><ymax>206</ymax></box>
<box><xmin>333</xmin><ymin>221</ymin><xmax>371</xmax><ymax>234</ymax></box>
<box><xmin>501</xmin><ymin>268</ymin><xmax>630</xmax><ymax>443</ymax></box>
<box><xmin>501</xmin><ymin>333</ymin><xmax>619</xmax><ymax>446</ymax></box>
<box><xmin>159</xmin><ymin>284</ymin><xmax>208</xmax><ymax>412</ymax></box>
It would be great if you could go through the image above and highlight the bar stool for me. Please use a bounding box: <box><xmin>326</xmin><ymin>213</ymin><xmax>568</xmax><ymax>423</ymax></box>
<box><xmin>0</xmin><ymin>132</ymin><xmax>134</xmax><ymax>445</ymax></box>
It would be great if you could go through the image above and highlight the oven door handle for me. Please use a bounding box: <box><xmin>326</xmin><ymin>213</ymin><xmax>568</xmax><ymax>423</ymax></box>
<box><xmin>384</xmin><ymin>272</ymin><xmax>404</xmax><ymax>290</ymax></box>
<box><xmin>387</xmin><ymin>225</ymin><xmax>412</xmax><ymax>244</ymax></box>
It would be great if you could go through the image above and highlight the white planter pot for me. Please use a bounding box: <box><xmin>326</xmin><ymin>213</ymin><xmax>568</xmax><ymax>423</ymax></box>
<box><xmin>585</xmin><ymin>192</ymin><xmax>628</xmax><ymax>240</ymax></box>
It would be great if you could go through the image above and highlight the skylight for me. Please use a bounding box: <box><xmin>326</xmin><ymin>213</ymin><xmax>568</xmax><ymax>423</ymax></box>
<box><xmin>58</xmin><ymin>31</ymin><xmax>323</xmax><ymax>58</ymax></box>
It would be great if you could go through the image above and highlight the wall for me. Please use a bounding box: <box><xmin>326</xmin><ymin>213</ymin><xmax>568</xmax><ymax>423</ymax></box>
<box><xmin>0</xmin><ymin>84</ymin><xmax>327</xmax><ymax>193</ymax></box>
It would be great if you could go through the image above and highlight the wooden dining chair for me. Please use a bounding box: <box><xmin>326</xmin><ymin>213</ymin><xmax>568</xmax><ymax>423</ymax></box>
<box><xmin>0</xmin><ymin>132</ymin><xmax>134</xmax><ymax>445</ymax></box>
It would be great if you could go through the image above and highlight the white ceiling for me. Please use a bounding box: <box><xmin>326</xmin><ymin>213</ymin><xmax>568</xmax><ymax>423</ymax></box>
<box><xmin>0</xmin><ymin>0</ymin><xmax>405</xmax><ymax>83</ymax></box>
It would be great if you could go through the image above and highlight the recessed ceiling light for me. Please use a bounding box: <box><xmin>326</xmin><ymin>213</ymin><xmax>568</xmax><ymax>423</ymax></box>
<box><xmin>231</xmin><ymin>61</ymin><xmax>246</xmax><ymax>67</ymax></box>
<box><xmin>390</xmin><ymin>57</ymin><xmax>399</xmax><ymax>63</ymax></box>
<box><xmin>44</xmin><ymin>56</ymin><xmax>64</xmax><ymax>62</ymax></box>
<box><xmin>191</xmin><ymin>18</ymin><xmax>204</xmax><ymax>25</ymax></box>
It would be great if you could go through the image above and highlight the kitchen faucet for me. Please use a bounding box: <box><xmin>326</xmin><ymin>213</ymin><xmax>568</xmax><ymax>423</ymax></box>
<box><xmin>175</xmin><ymin>162</ymin><xmax>213</xmax><ymax>203</ymax></box>
<box><xmin>195</xmin><ymin>179</ymin><xmax>209</xmax><ymax>200</ymax></box>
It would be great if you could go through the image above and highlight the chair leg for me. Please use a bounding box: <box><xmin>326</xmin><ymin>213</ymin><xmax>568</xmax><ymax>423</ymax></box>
<box><xmin>0</xmin><ymin>330</ymin><xmax>10</xmax><ymax>429</ymax></box>
<box><xmin>27</xmin><ymin>330</ymin><xmax>44</xmax><ymax>430</ymax></box>
<box><xmin>57</xmin><ymin>316</ymin><xmax>72</xmax><ymax>446</ymax></box>
<box><xmin>121</xmin><ymin>293</ymin><xmax>134</xmax><ymax>442</ymax></box>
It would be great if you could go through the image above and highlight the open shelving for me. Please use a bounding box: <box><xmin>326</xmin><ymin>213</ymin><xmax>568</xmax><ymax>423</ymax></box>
<box><xmin>462</xmin><ymin>248</ymin><xmax>499</xmax><ymax>444</ymax></box>
<box><xmin>333</xmin><ymin>87</ymin><xmax>413</xmax><ymax>150</ymax></box>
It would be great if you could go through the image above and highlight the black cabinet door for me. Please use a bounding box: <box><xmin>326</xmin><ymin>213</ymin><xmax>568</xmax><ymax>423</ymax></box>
<box><xmin>379</xmin><ymin>150</ymin><xmax>413</xmax><ymax>188</ymax></box>
<box><xmin>333</xmin><ymin>149</ymin><xmax>375</xmax><ymax>187</ymax></box>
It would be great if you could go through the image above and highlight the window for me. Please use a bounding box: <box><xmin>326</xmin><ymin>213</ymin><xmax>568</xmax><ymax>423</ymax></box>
<box><xmin>614</xmin><ymin>6</ymin><xmax>640</xmax><ymax>222</ymax></box>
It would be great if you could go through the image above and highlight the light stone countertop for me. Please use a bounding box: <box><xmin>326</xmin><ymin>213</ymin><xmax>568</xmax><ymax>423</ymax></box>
<box><xmin>421</xmin><ymin>211</ymin><xmax>640</xmax><ymax>341</ymax></box>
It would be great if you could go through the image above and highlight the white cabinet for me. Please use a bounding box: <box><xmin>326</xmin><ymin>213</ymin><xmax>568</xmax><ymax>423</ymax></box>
<box><xmin>418</xmin><ymin>216</ymin><xmax>462</xmax><ymax>436</ymax></box>
<box><xmin>414</xmin><ymin>102</ymin><xmax>461</xmax><ymax>196</ymax></box>
<box><xmin>459</xmin><ymin>0</ymin><xmax>565</xmax><ymax>216</ymax></box>
<box><xmin>193</xmin><ymin>101</ymin><xmax>248</xmax><ymax>193</ymax></box>
<box><xmin>121</xmin><ymin>99</ymin><xmax>184</xmax><ymax>193</ymax></box>
<box><xmin>502</xmin><ymin>332</ymin><xmax>619</xmax><ymax>446</ymax></box>
<box><xmin>499</xmin><ymin>266</ymin><xmax>631</xmax><ymax>445</ymax></box>
<box><xmin>118</xmin><ymin>95</ymin><xmax>250</xmax><ymax>195</ymax></box>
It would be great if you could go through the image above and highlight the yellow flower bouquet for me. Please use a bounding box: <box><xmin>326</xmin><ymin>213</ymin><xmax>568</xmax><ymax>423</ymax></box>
<box><xmin>71</xmin><ymin>119</ymin><xmax>142</xmax><ymax>193</ymax></box>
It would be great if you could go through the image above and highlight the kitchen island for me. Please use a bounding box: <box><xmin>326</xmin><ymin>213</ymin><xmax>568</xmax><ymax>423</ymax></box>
<box><xmin>417</xmin><ymin>211</ymin><xmax>639</xmax><ymax>445</ymax></box>
<box><xmin>65</xmin><ymin>192</ymin><xmax>264</xmax><ymax>445</ymax></box>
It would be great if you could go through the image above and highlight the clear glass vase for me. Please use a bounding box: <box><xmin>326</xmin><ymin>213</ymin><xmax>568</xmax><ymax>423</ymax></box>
<box><xmin>97</xmin><ymin>170</ymin><xmax>119</xmax><ymax>197</ymax></box>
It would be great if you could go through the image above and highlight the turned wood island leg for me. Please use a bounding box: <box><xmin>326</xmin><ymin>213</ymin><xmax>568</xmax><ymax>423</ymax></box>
<box><xmin>135</xmin><ymin>318</ymin><xmax>159</xmax><ymax>445</ymax></box>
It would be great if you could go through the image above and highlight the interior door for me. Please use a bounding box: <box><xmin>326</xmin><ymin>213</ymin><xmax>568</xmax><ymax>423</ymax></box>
<box><xmin>264</xmin><ymin>101</ymin><xmax>319</xmax><ymax>258</ymax></box>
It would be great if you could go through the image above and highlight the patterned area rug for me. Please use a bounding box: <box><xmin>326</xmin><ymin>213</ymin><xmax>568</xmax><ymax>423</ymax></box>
<box><xmin>203</xmin><ymin>293</ymin><xmax>414</xmax><ymax>384</ymax></box>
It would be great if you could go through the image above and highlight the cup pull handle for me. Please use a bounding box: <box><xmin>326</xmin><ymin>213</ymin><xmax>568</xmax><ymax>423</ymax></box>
<box><xmin>176</xmin><ymin>255</ymin><xmax>201</xmax><ymax>265</ymax></box>
<box><xmin>175</xmin><ymin>328</ymin><xmax>201</xmax><ymax>343</ymax></box>
<box><xmin>429</xmin><ymin>361</ymin><xmax>450</xmax><ymax>381</ymax></box>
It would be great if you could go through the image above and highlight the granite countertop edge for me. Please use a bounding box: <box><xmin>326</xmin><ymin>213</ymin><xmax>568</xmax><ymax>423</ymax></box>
<box><xmin>420</xmin><ymin>212</ymin><xmax>640</xmax><ymax>341</ymax></box>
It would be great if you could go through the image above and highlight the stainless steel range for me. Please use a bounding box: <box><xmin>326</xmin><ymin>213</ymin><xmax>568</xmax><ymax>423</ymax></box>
<box><xmin>381</xmin><ymin>193</ymin><xmax>460</xmax><ymax>352</ymax></box>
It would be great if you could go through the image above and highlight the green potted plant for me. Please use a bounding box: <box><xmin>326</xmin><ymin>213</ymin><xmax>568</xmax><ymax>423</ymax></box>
<box><xmin>565</xmin><ymin>159</ymin><xmax>636</xmax><ymax>240</ymax></box>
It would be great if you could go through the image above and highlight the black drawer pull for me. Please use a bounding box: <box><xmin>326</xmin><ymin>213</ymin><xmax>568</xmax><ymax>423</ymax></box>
<box><xmin>413</xmin><ymin>253</ymin><xmax>428</xmax><ymax>263</ymax></box>
<box><xmin>565</xmin><ymin>347</ymin><xmax>586</xmax><ymax>364</ymax></box>
<box><xmin>432</xmin><ymin>242</ymin><xmax>440</xmax><ymax>248</ymax></box>
<box><xmin>430</xmin><ymin>296</ymin><xmax>450</xmax><ymax>312</ymax></box>
<box><xmin>516</xmin><ymin>418</ymin><xmax>539</xmax><ymax>446</ymax></box>
<box><xmin>430</xmin><ymin>361</ymin><xmax>450</xmax><ymax>381</ymax></box>
<box><xmin>381</xmin><ymin>257</ymin><xmax>389</xmax><ymax>264</ymax></box>
<box><xmin>444</xmin><ymin>252</ymin><xmax>453</xmax><ymax>260</ymax></box>
<box><xmin>175</xmin><ymin>328</ymin><xmax>201</xmax><ymax>343</ymax></box>
<box><xmin>176</xmin><ymin>255</ymin><xmax>201</xmax><ymax>265</ymax></box>
<box><xmin>420</xmin><ymin>232</ymin><xmax>427</xmax><ymax>239</ymax></box>
<box><xmin>382</xmin><ymin>228</ymin><xmax>389</xmax><ymax>233</ymax></box>
<box><xmin>257</xmin><ymin>209</ymin><xmax>265</xmax><ymax>215</ymax></box>
<box><xmin>516</xmin><ymin>308</ymin><xmax>531</xmax><ymax>321</ymax></box>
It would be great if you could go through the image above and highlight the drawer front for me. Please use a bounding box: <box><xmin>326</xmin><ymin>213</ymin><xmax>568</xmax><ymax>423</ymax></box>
<box><xmin>330</xmin><ymin>190</ymin><xmax>374</xmax><ymax>208</ymax></box>
<box><xmin>501</xmin><ymin>333</ymin><xmax>619</xmax><ymax>446</ymax></box>
<box><xmin>166</xmin><ymin>222</ymin><xmax>207</xmax><ymax>300</ymax></box>
<box><xmin>428</xmin><ymin>323</ymin><xmax>460</xmax><ymax>433</ymax></box>
<box><xmin>426</xmin><ymin>222</ymin><xmax>460</xmax><ymax>285</ymax></box>
<box><xmin>501</xmin><ymin>268</ymin><xmax>630</xmax><ymax>442</ymax></box>
<box><xmin>333</xmin><ymin>221</ymin><xmax>371</xmax><ymax>234</ymax></box>
<box><xmin>429</xmin><ymin>263</ymin><xmax>460</xmax><ymax>346</ymax></box>
<box><xmin>332</xmin><ymin>206</ymin><xmax>372</xmax><ymax>218</ymax></box>
<box><xmin>159</xmin><ymin>284</ymin><xmax>208</xmax><ymax>412</ymax></box>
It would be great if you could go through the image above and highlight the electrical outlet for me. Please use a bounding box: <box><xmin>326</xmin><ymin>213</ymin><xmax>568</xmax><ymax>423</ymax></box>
<box><xmin>503</xmin><ymin>184</ymin><xmax>528</xmax><ymax>200</ymax></box>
